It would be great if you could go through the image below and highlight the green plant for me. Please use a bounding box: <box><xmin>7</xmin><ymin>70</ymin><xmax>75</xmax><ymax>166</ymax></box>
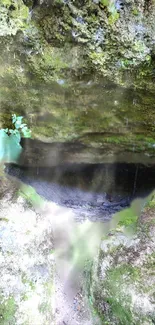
<box><xmin>11</xmin><ymin>114</ymin><xmax>31</xmax><ymax>138</ymax></box>
<box><xmin>132</xmin><ymin>8</ymin><xmax>139</xmax><ymax>15</ymax></box>
<box><xmin>0</xmin><ymin>114</ymin><xmax>31</xmax><ymax>164</ymax></box>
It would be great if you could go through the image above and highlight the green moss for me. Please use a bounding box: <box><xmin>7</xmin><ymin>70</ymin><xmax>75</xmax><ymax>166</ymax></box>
<box><xmin>54</xmin><ymin>0</ymin><xmax>64</xmax><ymax>4</ymax></box>
<box><xmin>100</xmin><ymin>0</ymin><xmax>119</xmax><ymax>24</ymax></box>
<box><xmin>0</xmin><ymin>296</ymin><xmax>16</xmax><ymax>325</ymax></box>
<box><xmin>132</xmin><ymin>8</ymin><xmax>139</xmax><ymax>16</ymax></box>
<box><xmin>120</xmin><ymin>59</ymin><xmax>134</xmax><ymax>68</ymax></box>
<box><xmin>23</xmin><ymin>0</ymin><xmax>33</xmax><ymax>7</ymax></box>
<box><xmin>28</xmin><ymin>45</ymin><xmax>69</xmax><ymax>82</ymax></box>
<box><xmin>0</xmin><ymin>0</ymin><xmax>29</xmax><ymax>37</ymax></box>
<box><xmin>0</xmin><ymin>0</ymin><xmax>154</xmax><ymax>90</ymax></box>
<box><xmin>117</xmin><ymin>209</ymin><xmax>138</xmax><ymax>228</ymax></box>
<box><xmin>145</xmin><ymin>252</ymin><xmax>155</xmax><ymax>269</ymax></box>
<box><xmin>21</xmin><ymin>294</ymin><xmax>29</xmax><ymax>301</ymax></box>
<box><xmin>145</xmin><ymin>195</ymin><xmax>155</xmax><ymax>208</ymax></box>
<box><xmin>133</xmin><ymin>41</ymin><xmax>147</xmax><ymax>53</ymax></box>
<box><xmin>100</xmin><ymin>0</ymin><xmax>109</xmax><ymax>6</ymax></box>
<box><xmin>106</xmin><ymin>297</ymin><xmax>134</xmax><ymax>324</ymax></box>
<box><xmin>89</xmin><ymin>51</ymin><xmax>106</xmax><ymax>64</ymax></box>
<box><xmin>21</xmin><ymin>274</ymin><xmax>36</xmax><ymax>290</ymax></box>
<box><xmin>80</xmin><ymin>132</ymin><xmax>155</xmax><ymax>155</ymax></box>
<box><xmin>18</xmin><ymin>184</ymin><xmax>44</xmax><ymax>208</ymax></box>
<box><xmin>89</xmin><ymin>195</ymin><xmax>155</xmax><ymax>324</ymax></box>
<box><xmin>94</xmin><ymin>264</ymin><xmax>141</xmax><ymax>324</ymax></box>
<box><xmin>108</xmin><ymin>11</ymin><xmax>119</xmax><ymax>25</ymax></box>
<box><xmin>44</xmin><ymin>280</ymin><xmax>54</xmax><ymax>297</ymax></box>
<box><xmin>107</xmin><ymin>264</ymin><xmax>141</xmax><ymax>283</ymax></box>
<box><xmin>145</xmin><ymin>55</ymin><xmax>151</xmax><ymax>62</ymax></box>
<box><xmin>38</xmin><ymin>302</ymin><xmax>49</xmax><ymax>314</ymax></box>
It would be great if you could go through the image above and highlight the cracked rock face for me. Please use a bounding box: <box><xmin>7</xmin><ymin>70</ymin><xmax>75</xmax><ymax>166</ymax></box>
<box><xmin>89</xmin><ymin>199</ymin><xmax>155</xmax><ymax>324</ymax></box>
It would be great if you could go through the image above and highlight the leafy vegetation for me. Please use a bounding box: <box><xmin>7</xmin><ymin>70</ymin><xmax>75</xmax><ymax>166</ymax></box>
<box><xmin>11</xmin><ymin>114</ymin><xmax>31</xmax><ymax>138</ymax></box>
<box><xmin>0</xmin><ymin>114</ymin><xmax>31</xmax><ymax>164</ymax></box>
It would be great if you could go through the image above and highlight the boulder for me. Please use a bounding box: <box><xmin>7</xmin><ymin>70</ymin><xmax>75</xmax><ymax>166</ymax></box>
<box><xmin>89</xmin><ymin>196</ymin><xmax>155</xmax><ymax>324</ymax></box>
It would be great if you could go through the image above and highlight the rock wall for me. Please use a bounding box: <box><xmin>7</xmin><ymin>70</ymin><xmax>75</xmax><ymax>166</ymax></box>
<box><xmin>1</xmin><ymin>0</ymin><xmax>155</xmax><ymax>88</ymax></box>
<box><xmin>29</xmin><ymin>0</ymin><xmax>155</xmax><ymax>85</ymax></box>
<box><xmin>1</xmin><ymin>1</ymin><xmax>155</xmax><ymax>161</ymax></box>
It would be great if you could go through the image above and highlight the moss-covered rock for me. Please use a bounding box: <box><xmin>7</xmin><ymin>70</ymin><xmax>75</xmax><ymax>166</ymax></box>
<box><xmin>19</xmin><ymin>0</ymin><xmax>155</xmax><ymax>88</ymax></box>
<box><xmin>1</xmin><ymin>1</ymin><xmax>155</xmax><ymax>162</ymax></box>
<box><xmin>1</xmin><ymin>0</ymin><xmax>155</xmax><ymax>89</ymax></box>
<box><xmin>0</xmin><ymin>0</ymin><xmax>28</xmax><ymax>36</ymax></box>
<box><xmin>1</xmin><ymin>64</ymin><xmax>155</xmax><ymax>163</ymax></box>
<box><xmin>89</xmin><ymin>197</ymin><xmax>155</xmax><ymax>324</ymax></box>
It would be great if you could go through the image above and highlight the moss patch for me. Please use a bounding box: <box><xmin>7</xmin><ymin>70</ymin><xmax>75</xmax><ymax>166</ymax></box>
<box><xmin>18</xmin><ymin>184</ymin><xmax>44</xmax><ymax>208</ymax></box>
<box><xmin>0</xmin><ymin>0</ymin><xmax>28</xmax><ymax>37</ymax></box>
